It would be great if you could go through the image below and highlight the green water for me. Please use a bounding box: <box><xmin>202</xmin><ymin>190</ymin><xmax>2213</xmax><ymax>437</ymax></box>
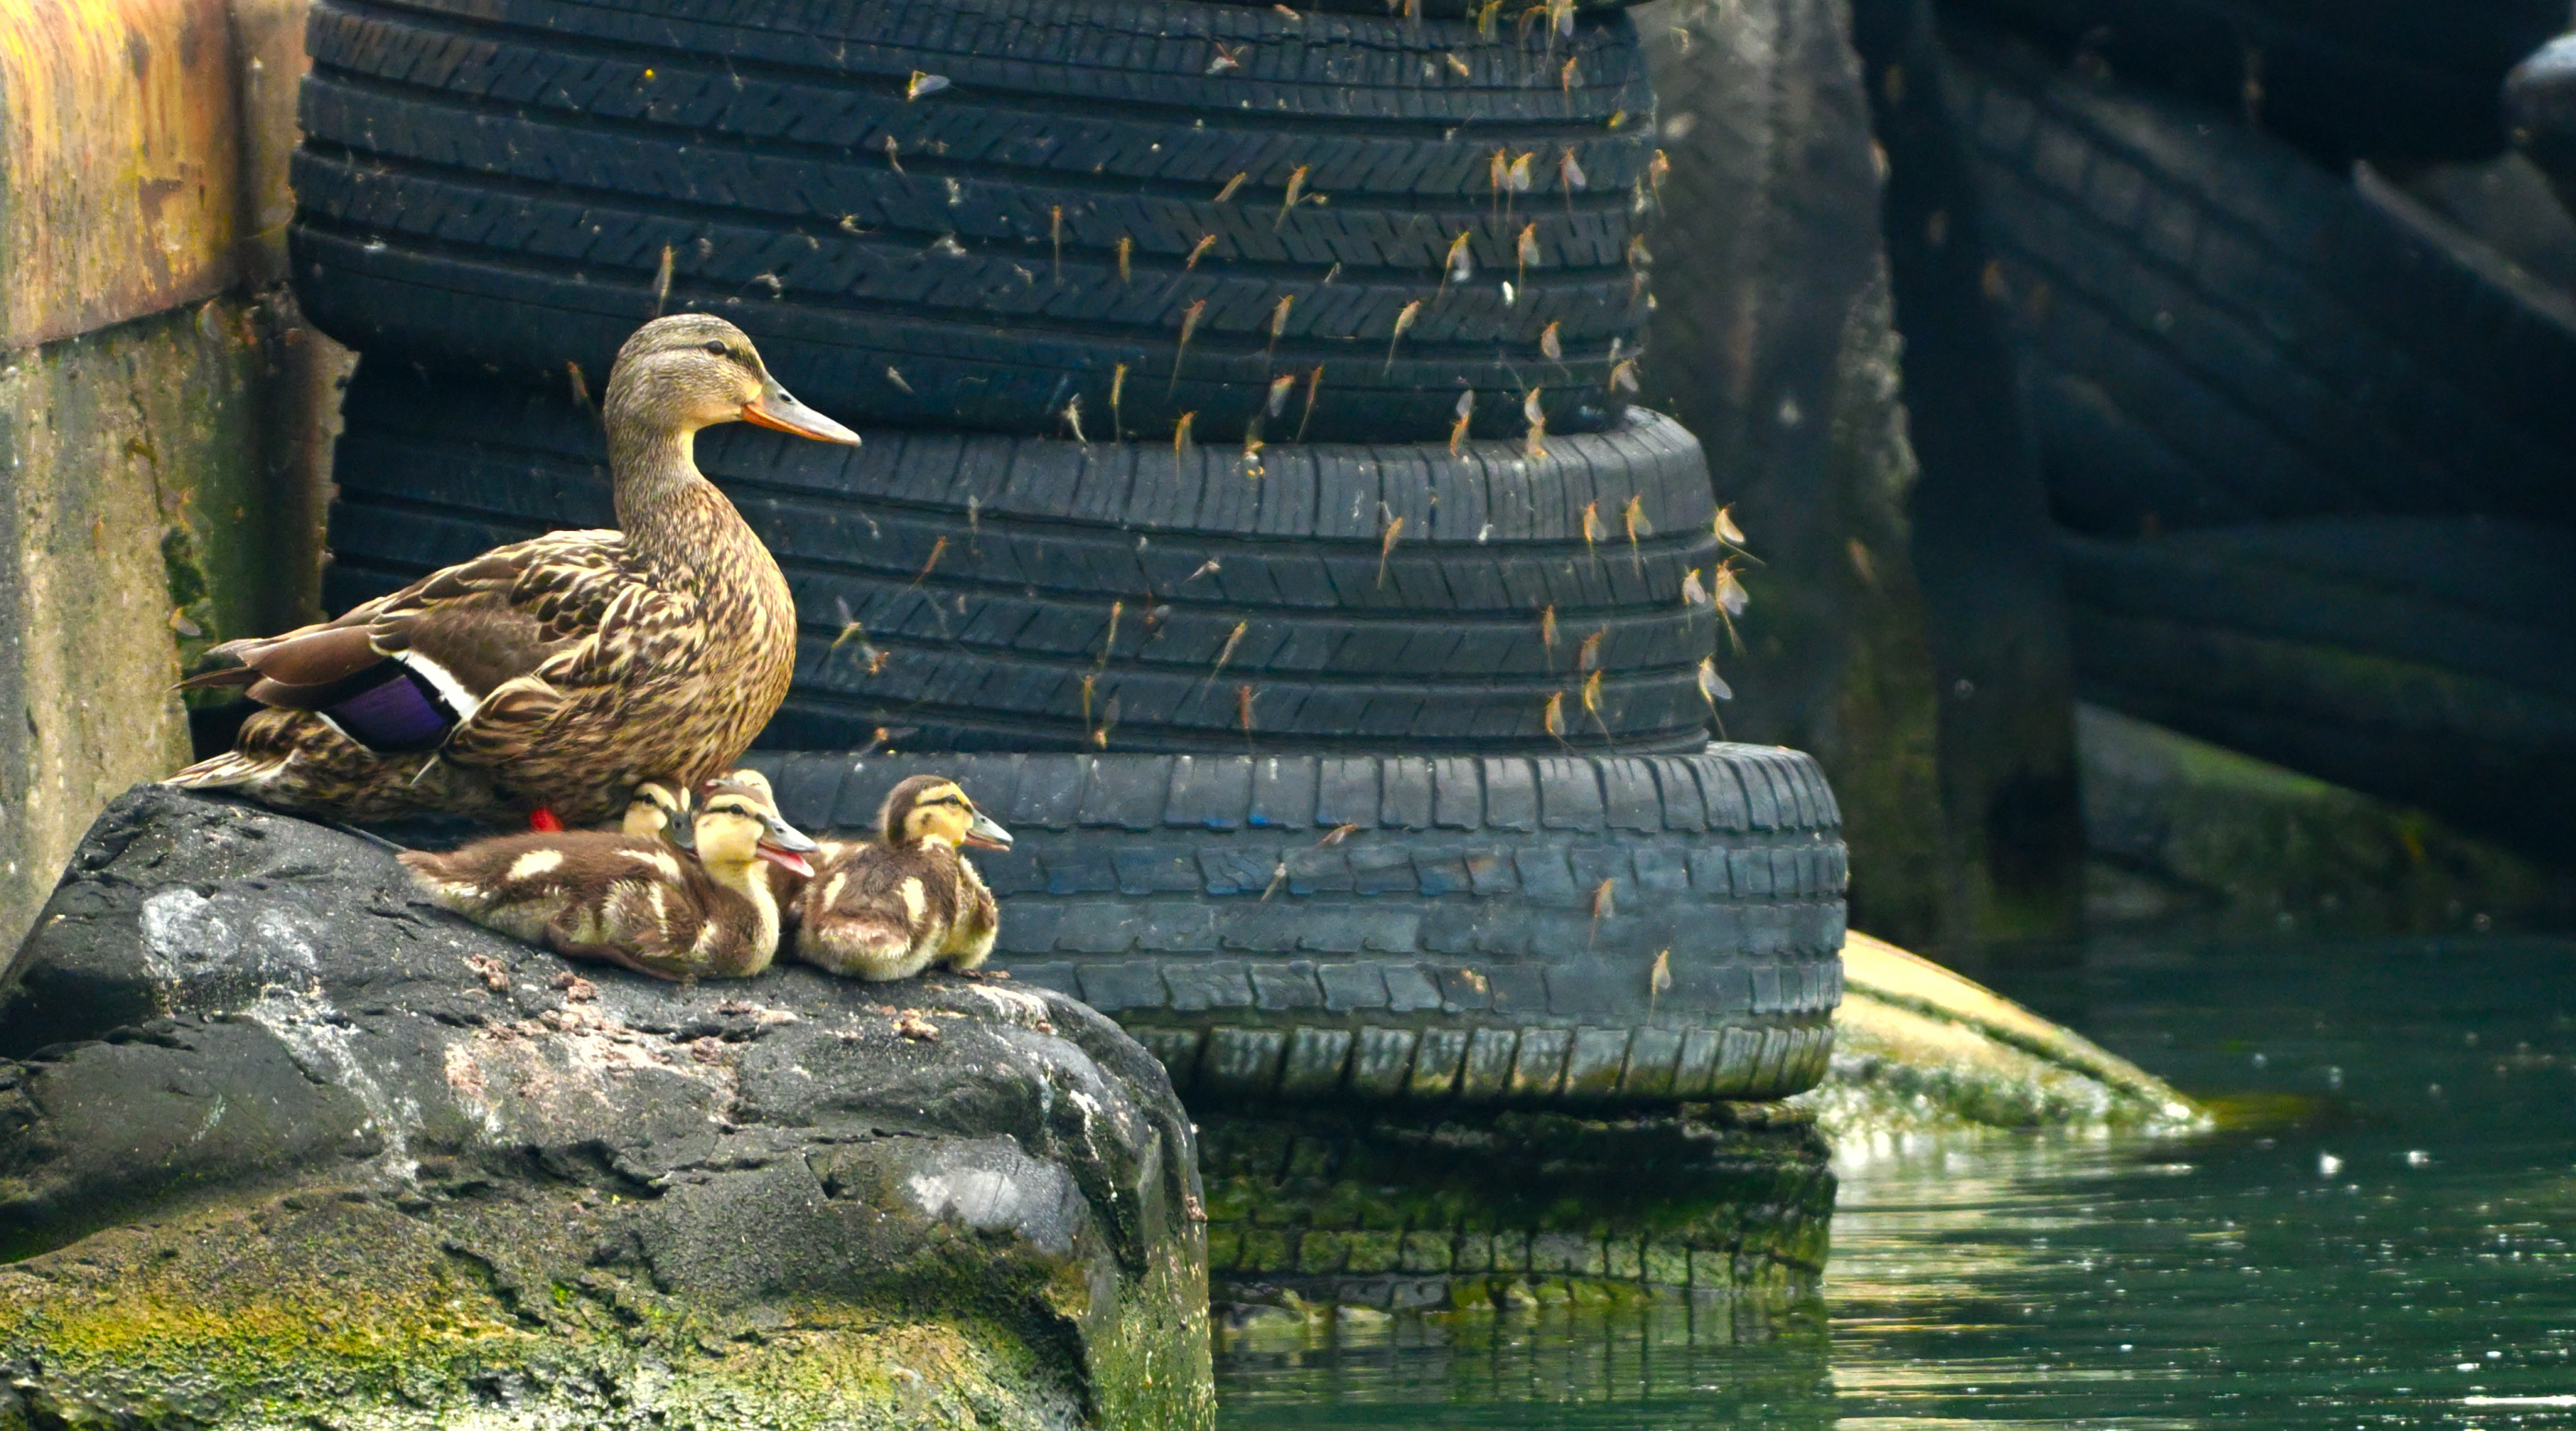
<box><xmin>1216</xmin><ymin>936</ymin><xmax>2576</xmax><ymax>1427</ymax></box>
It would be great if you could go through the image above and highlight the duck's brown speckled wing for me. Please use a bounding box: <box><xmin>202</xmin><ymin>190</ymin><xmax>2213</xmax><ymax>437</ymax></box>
<box><xmin>184</xmin><ymin>530</ymin><xmax>635</xmax><ymax>709</ymax></box>
<box><xmin>370</xmin><ymin>532</ymin><xmax>702</xmax><ymax>779</ymax></box>
<box><xmin>368</xmin><ymin>533</ymin><xmax>636</xmax><ymax>698</ymax></box>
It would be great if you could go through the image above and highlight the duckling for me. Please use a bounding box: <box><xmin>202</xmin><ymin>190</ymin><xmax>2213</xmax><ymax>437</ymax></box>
<box><xmin>794</xmin><ymin>775</ymin><xmax>1012</xmax><ymax>981</ymax></box>
<box><xmin>402</xmin><ymin>775</ymin><xmax>819</xmax><ymax>981</ymax></box>
<box><xmin>167</xmin><ymin>314</ymin><xmax>860</xmax><ymax>828</ymax></box>
<box><xmin>668</xmin><ymin>768</ymin><xmax>817</xmax><ymax>920</ymax></box>
<box><xmin>619</xmin><ymin>778</ymin><xmax>691</xmax><ymax>841</ymax></box>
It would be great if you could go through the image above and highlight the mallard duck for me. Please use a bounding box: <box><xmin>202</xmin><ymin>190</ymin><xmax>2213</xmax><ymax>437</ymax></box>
<box><xmin>167</xmin><ymin>314</ymin><xmax>857</xmax><ymax>827</ymax></box>
<box><xmin>794</xmin><ymin>775</ymin><xmax>1012</xmax><ymax>982</ymax></box>
<box><xmin>400</xmin><ymin>773</ymin><xmax>819</xmax><ymax>981</ymax></box>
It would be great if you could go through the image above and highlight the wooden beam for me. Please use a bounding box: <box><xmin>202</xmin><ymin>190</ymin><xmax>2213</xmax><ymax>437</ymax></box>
<box><xmin>0</xmin><ymin>0</ymin><xmax>246</xmax><ymax>350</ymax></box>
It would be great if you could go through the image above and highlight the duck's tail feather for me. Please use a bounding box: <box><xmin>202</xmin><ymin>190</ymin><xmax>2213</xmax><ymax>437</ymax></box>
<box><xmin>163</xmin><ymin>749</ymin><xmax>285</xmax><ymax>791</ymax></box>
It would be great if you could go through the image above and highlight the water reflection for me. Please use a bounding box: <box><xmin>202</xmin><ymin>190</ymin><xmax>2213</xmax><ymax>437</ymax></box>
<box><xmin>1218</xmin><ymin>1299</ymin><xmax>1834</xmax><ymax>1426</ymax></box>
<box><xmin>1219</xmin><ymin>937</ymin><xmax>2576</xmax><ymax>1429</ymax></box>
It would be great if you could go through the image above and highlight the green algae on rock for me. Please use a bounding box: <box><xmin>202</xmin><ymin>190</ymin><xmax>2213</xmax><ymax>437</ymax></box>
<box><xmin>0</xmin><ymin>787</ymin><xmax>1213</xmax><ymax>1430</ymax></box>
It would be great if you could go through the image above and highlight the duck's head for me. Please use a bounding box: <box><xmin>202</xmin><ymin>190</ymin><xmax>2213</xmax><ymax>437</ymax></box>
<box><xmin>621</xmin><ymin>779</ymin><xmax>692</xmax><ymax>842</ymax></box>
<box><xmin>604</xmin><ymin>314</ymin><xmax>859</xmax><ymax>445</ymax></box>
<box><xmin>878</xmin><ymin>775</ymin><xmax>1014</xmax><ymax>852</ymax></box>
<box><xmin>694</xmin><ymin>773</ymin><xmax>821</xmax><ymax>878</ymax></box>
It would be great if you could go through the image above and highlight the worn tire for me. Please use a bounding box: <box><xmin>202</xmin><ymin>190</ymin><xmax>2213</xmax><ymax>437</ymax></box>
<box><xmin>1201</xmin><ymin>1107</ymin><xmax>1834</xmax><ymax>1314</ymax></box>
<box><xmin>742</xmin><ymin>748</ymin><xmax>1846</xmax><ymax>1104</ymax></box>
<box><xmin>1949</xmin><ymin>24</ymin><xmax>2576</xmax><ymax>538</ymax></box>
<box><xmin>2507</xmin><ymin>37</ymin><xmax>2576</xmax><ymax>218</ymax></box>
<box><xmin>324</xmin><ymin>364</ymin><xmax>1728</xmax><ymax>754</ymax></box>
<box><xmin>2061</xmin><ymin>518</ymin><xmax>2576</xmax><ymax>861</ymax></box>
<box><xmin>290</xmin><ymin>0</ymin><xmax>1655</xmax><ymax>444</ymax></box>
<box><xmin>1198</xmin><ymin>0</ymin><xmax>1653</xmax><ymax>19</ymax></box>
<box><xmin>1940</xmin><ymin>0</ymin><xmax>2568</xmax><ymax>161</ymax></box>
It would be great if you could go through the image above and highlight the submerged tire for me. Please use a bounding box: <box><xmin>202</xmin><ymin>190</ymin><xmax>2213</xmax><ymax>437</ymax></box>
<box><xmin>1202</xmin><ymin>1106</ymin><xmax>1834</xmax><ymax>1314</ymax></box>
<box><xmin>290</xmin><ymin>0</ymin><xmax>1655</xmax><ymax>444</ymax></box>
<box><xmin>1948</xmin><ymin>25</ymin><xmax>2576</xmax><ymax>537</ymax></box>
<box><xmin>325</xmin><ymin>364</ymin><xmax>1728</xmax><ymax>755</ymax></box>
<box><xmin>2060</xmin><ymin>518</ymin><xmax>2576</xmax><ymax>861</ymax></box>
<box><xmin>744</xmin><ymin>748</ymin><xmax>1846</xmax><ymax>1105</ymax></box>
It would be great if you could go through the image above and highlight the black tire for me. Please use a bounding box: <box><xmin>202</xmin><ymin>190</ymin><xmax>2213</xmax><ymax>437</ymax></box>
<box><xmin>1939</xmin><ymin>0</ymin><xmax>2568</xmax><ymax>161</ymax></box>
<box><xmin>1201</xmin><ymin>1106</ymin><xmax>1834</xmax><ymax>1313</ymax></box>
<box><xmin>324</xmin><ymin>364</ymin><xmax>1728</xmax><ymax>755</ymax></box>
<box><xmin>1948</xmin><ymin>23</ymin><xmax>2576</xmax><ymax>538</ymax></box>
<box><xmin>2508</xmin><ymin>37</ymin><xmax>2576</xmax><ymax>218</ymax></box>
<box><xmin>743</xmin><ymin>748</ymin><xmax>1847</xmax><ymax>1104</ymax></box>
<box><xmin>1196</xmin><ymin>0</ymin><xmax>1653</xmax><ymax>20</ymax></box>
<box><xmin>2060</xmin><ymin>518</ymin><xmax>2576</xmax><ymax>861</ymax></box>
<box><xmin>290</xmin><ymin>0</ymin><xmax>1655</xmax><ymax>444</ymax></box>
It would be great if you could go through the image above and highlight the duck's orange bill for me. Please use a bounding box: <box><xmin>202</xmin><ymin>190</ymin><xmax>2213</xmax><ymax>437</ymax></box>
<box><xmin>742</xmin><ymin>388</ymin><xmax>862</xmax><ymax>445</ymax></box>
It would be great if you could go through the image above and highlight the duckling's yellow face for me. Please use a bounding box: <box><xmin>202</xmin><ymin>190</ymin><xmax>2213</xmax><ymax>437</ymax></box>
<box><xmin>897</xmin><ymin>781</ymin><xmax>1016</xmax><ymax>852</ymax></box>
<box><xmin>692</xmin><ymin>795</ymin><xmax>772</xmax><ymax>874</ymax></box>
<box><xmin>606</xmin><ymin>315</ymin><xmax>859</xmax><ymax>444</ymax></box>
<box><xmin>694</xmin><ymin>778</ymin><xmax>820</xmax><ymax>878</ymax></box>
<box><xmin>622</xmin><ymin>780</ymin><xmax>689</xmax><ymax>839</ymax></box>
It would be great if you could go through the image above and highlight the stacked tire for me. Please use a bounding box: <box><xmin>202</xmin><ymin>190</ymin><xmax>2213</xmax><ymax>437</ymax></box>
<box><xmin>1938</xmin><ymin>12</ymin><xmax>2576</xmax><ymax>862</ymax></box>
<box><xmin>1940</xmin><ymin>0</ymin><xmax>2569</xmax><ymax>161</ymax></box>
<box><xmin>293</xmin><ymin>0</ymin><xmax>1654</xmax><ymax>444</ymax></box>
<box><xmin>293</xmin><ymin>0</ymin><xmax>1847</xmax><ymax>1171</ymax></box>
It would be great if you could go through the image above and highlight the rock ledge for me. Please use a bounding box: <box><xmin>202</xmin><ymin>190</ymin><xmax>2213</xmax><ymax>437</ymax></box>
<box><xmin>0</xmin><ymin>787</ymin><xmax>1213</xmax><ymax>1430</ymax></box>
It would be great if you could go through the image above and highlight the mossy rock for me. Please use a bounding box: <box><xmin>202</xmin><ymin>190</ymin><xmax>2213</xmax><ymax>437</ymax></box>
<box><xmin>0</xmin><ymin>787</ymin><xmax>1213</xmax><ymax>1429</ymax></box>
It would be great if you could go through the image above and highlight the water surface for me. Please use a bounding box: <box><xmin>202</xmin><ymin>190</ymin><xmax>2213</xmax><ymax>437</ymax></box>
<box><xmin>1217</xmin><ymin>936</ymin><xmax>2576</xmax><ymax>1428</ymax></box>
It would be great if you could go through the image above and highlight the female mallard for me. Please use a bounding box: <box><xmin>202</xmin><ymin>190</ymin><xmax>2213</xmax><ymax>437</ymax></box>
<box><xmin>400</xmin><ymin>772</ymin><xmax>818</xmax><ymax>982</ymax></box>
<box><xmin>167</xmin><ymin>315</ymin><xmax>856</xmax><ymax>827</ymax></box>
<box><xmin>793</xmin><ymin>774</ymin><xmax>1012</xmax><ymax>982</ymax></box>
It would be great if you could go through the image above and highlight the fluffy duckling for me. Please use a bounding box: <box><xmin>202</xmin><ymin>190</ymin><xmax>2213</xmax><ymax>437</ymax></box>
<box><xmin>666</xmin><ymin>768</ymin><xmax>815</xmax><ymax>918</ymax></box>
<box><xmin>402</xmin><ymin>775</ymin><xmax>818</xmax><ymax>981</ymax></box>
<box><xmin>795</xmin><ymin>775</ymin><xmax>1011</xmax><ymax>981</ymax></box>
<box><xmin>619</xmin><ymin>778</ymin><xmax>691</xmax><ymax>841</ymax></box>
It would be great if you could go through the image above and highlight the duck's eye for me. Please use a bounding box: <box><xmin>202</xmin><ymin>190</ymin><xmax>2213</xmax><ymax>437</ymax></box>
<box><xmin>704</xmin><ymin>340</ymin><xmax>730</xmax><ymax>357</ymax></box>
